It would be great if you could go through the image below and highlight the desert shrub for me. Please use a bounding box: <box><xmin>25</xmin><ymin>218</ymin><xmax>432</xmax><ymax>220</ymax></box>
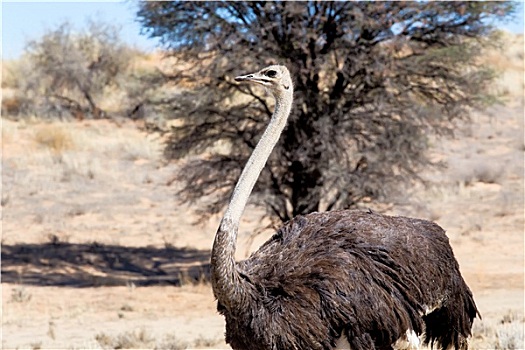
<box><xmin>9</xmin><ymin>20</ymin><xmax>154</xmax><ymax>121</ymax></box>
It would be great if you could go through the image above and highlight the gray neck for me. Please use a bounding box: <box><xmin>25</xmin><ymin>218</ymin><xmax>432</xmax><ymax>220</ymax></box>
<box><xmin>211</xmin><ymin>88</ymin><xmax>293</xmax><ymax>309</ymax></box>
<box><xmin>223</xmin><ymin>94</ymin><xmax>292</xmax><ymax>229</ymax></box>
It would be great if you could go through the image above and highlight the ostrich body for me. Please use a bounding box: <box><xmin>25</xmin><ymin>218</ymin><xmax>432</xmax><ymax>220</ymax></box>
<box><xmin>210</xmin><ymin>65</ymin><xmax>479</xmax><ymax>350</ymax></box>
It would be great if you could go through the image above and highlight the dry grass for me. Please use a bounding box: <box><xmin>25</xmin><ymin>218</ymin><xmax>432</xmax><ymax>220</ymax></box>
<box><xmin>481</xmin><ymin>31</ymin><xmax>524</xmax><ymax>102</ymax></box>
<box><xmin>33</xmin><ymin>124</ymin><xmax>75</xmax><ymax>154</ymax></box>
<box><xmin>4</xmin><ymin>120</ymin><xmax>160</xmax><ymax>189</ymax></box>
<box><xmin>94</xmin><ymin>329</ymin><xmax>221</xmax><ymax>350</ymax></box>
<box><xmin>9</xmin><ymin>285</ymin><xmax>32</xmax><ymax>303</ymax></box>
<box><xmin>154</xmin><ymin>334</ymin><xmax>190</xmax><ymax>350</ymax></box>
<box><xmin>96</xmin><ymin>328</ymin><xmax>155</xmax><ymax>349</ymax></box>
<box><xmin>118</xmin><ymin>134</ymin><xmax>160</xmax><ymax>161</ymax></box>
<box><xmin>471</xmin><ymin>311</ymin><xmax>525</xmax><ymax>350</ymax></box>
<box><xmin>11</xmin><ymin>119</ymin><xmax>160</xmax><ymax>163</ymax></box>
<box><xmin>469</xmin><ymin>161</ymin><xmax>505</xmax><ymax>185</ymax></box>
<box><xmin>2</xmin><ymin>58</ymin><xmax>29</xmax><ymax>89</ymax></box>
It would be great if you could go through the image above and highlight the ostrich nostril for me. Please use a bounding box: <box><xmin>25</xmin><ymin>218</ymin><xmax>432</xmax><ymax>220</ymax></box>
<box><xmin>235</xmin><ymin>74</ymin><xmax>254</xmax><ymax>82</ymax></box>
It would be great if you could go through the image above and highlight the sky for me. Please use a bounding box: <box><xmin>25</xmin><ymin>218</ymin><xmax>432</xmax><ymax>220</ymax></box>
<box><xmin>1</xmin><ymin>1</ymin><xmax>524</xmax><ymax>61</ymax></box>
<box><xmin>1</xmin><ymin>1</ymin><xmax>160</xmax><ymax>60</ymax></box>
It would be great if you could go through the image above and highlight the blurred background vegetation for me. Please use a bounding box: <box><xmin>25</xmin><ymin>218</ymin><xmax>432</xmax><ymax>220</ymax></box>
<box><xmin>136</xmin><ymin>1</ymin><xmax>516</xmax><ymax>227</ymax></box>
<box><xmin>2</xmin><ymin>1</ymin><xmax>518</xmax><ymax>226</ymax></box>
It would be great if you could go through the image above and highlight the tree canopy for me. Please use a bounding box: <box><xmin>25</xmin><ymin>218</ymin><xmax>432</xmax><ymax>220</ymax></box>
<box><xmin>137</xmin><ymin>1</ymin><xmax>515</xmax><ymax>225</ymax></box>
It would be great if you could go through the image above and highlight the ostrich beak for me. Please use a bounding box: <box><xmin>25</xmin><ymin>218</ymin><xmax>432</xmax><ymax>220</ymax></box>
<box><xmin>235</xmin><ymin>72</ymin><xmax>271</xmax><ymax>86</ymax></box>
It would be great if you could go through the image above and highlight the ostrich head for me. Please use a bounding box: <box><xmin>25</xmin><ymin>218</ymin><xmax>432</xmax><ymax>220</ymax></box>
<box><xmin>235</xmin><ymin>65</ymin><xmax>293</xmax><ymax>98</ymax></box>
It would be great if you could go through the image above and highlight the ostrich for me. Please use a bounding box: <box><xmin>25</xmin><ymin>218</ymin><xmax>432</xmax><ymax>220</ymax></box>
<box><xmin>210</xmin><ymin>65</ymin><xmax>479</xmax><ymax>350</ymax></box>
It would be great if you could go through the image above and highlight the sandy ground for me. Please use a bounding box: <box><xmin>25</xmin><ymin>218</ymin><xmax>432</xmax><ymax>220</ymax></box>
<box><xmin>2</xmin><ymin>34</ymin><xmax>524</xmax><ymax>349</ymax></box>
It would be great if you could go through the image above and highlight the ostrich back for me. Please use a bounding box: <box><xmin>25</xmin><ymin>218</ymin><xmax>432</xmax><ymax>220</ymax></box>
<box><xmin>218</xmin><ymin>209</ymin><xmax>479</xmax><ymax>350</ymax></box>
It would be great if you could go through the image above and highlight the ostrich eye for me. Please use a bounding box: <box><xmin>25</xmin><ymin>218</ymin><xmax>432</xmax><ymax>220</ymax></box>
<box><xmin>265</xmin><ymin>70</ymin><xmax>277</xmax><ymax>78</ymax></box>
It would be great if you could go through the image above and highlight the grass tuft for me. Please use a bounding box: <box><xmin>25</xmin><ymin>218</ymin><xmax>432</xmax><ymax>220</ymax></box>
<box><xmin>95</xmin><ymin>328</ymin><xmax>155</xmax><ymax>349</ymax></box>
<box><xmin>10</xmin><ymin>286</ymin><xmax>32</xmax><ymax>303</ymax></box>
<box><xmin>33</xmin><ymin>124</ymin><xmax>75</xmax><ymax>154</ymax></box>
<box><xmin>471</xmin><ymin>310</ymin><xmax>525</xmax><ymax>350</ymax></box>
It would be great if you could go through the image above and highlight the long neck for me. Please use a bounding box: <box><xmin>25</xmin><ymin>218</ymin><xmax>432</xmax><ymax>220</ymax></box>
<box><xmin>211</xmin><ymin>90</ymin><xmax>293</xmax><ymax>309</ymax></box>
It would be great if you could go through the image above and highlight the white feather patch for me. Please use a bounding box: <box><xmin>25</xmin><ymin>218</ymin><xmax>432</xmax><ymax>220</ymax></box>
<box><xmin>336</xmin><ymin>329</ymin><xmax>421</xmax><ymax>350</ymax></box>
<box><xmin>392</xmin><ymin>329</ymin><xmax>421</xmax><ymax>349</ymax></box>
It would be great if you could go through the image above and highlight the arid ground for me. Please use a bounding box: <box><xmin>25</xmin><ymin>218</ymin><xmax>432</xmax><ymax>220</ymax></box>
<box><xmin>2</xmin><ymin>33</ymin><xmax>524</xmax><ymax>349</ymax></box>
